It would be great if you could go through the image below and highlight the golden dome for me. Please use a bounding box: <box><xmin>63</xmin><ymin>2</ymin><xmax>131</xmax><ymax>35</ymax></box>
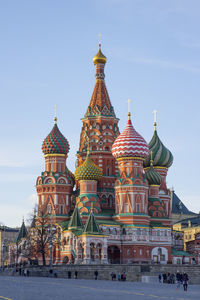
<box><xmin>93</xmin><ymin>43</ymin><xmax>107</xmax><ymax>65</ymax></box>
<box><xmin>75</xmin><ymin>154</ymin><xmax>102</xmax><ymax>181</ymax></box>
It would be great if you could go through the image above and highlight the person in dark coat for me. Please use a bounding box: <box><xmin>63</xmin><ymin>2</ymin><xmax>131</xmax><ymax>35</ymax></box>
<box><xmin>68</xmin><ymin>271</ymin><xmax>71</xmax><ymax>279</ymax></box>
<box><xmin>75</xmin><ymin>270</ymin><xmax>78</xmax><ymax>279</ymax></box>
<box><xmin>176</xmin><ymin>272</ymin><xmax>181</xmax><ymax>289</ymax></box>
<box><xmin>182</xmin><ymin>273</ymin><xmax>189</xmax><ymax>291</ymax></box>
<box><xmin>94</xmin><ymin>270</ymin><xmax>98</xmax><ymax>280</ymax></box>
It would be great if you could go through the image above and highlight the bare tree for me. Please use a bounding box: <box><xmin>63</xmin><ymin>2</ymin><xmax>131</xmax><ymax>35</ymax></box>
<box><xmin>28</xmin><ymin>208</ymin><xmax>57</xmax><ymax>266</ymax></box>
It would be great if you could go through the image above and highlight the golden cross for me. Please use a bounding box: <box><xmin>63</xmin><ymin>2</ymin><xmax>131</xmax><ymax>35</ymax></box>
<box><xmin>153</xmin><ymin>109</ymin><xmax>158</xmax><ymax>130</ymax></box>
<box><xmin>98</xmin><ymin>33</ymin><xmax>102</xmax><ymax>46</ymax></box>
<box><xmin>153</xmin><ymin>109</ymin><xmax>158</xmax><ymax>123</ymax></box>
<box><xmin>54</xmin><ymin>104</ymin><xmax>57</xmax><ymax>124</ymax></box>
<box><xmin>128</xmin><ymin>99</ymin><xmax>132</xmax><ymax>119</ymax></box>
<box><xmin>128</xmin><ymin>99</ymin><xmax>132</xmax><ymax>113</ymax></box>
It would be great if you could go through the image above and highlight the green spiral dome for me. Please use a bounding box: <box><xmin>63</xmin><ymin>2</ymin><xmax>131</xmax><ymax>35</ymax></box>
<box><xmin>144</xmin><ymin>129</ymin><xmax>173</xmax><ymax>168</ymax></box>
<box><xmin>145</xmin><ymin>164</ymin><xmax>162</xmax><ymax>186</ymax></box>
<box><xmin>75</xmin><ymin>154</ymin><xmax>102</xmax><ymax>181</ymax></box>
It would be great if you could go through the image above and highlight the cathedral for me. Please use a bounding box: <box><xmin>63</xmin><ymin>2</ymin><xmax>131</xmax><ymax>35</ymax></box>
<box><xmin>35</xmin><ymin>42</ymin><xmax>174</xmax><ymax>265</ymax></box>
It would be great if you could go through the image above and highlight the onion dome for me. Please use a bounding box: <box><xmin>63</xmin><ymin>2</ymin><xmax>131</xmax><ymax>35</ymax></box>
<box><xmin>145</xmin><ymin>155</ymin><xmax>162</xmax><ymax>186</ymax></box>
<box><xmin>42</xmin><ymin>118</ymin><xmax>70</xmax><ymax>155</ymax></box>
<box><xmin>75</xmin><ymin>153</ymin><xmax>102</xmax><ymax>181</ymax></box>
<box><xmin>144</xmin><ymin>123</ymin><xmax>173</xmax><ymax>168</ymax></box>
<box><xmin>93</xmin><ymin>43</ymin><xmax>107</xmax><ymax>65</ymax></box>
<box><xmin>112</xmin><ymin>113</ymin><xmax>149</xmax><ymax>160</ymax></box>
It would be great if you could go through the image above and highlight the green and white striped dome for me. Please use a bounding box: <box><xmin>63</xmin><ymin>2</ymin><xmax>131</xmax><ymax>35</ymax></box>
<box><xmin>144</xmin><ymin>129</ymin><xmax>173</xmax><ymax>168</ymax></box>
<box><xmin>145</xmin><ymin>163</ymin><xmax>162</xmax><ymax>186</ymax></box>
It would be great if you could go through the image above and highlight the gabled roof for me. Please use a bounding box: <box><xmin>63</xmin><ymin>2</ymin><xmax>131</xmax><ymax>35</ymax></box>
<box><xmin>83</xmin><ymin>212</ymin><xmax>100</xmax><ymax>234</ymax></box>
<box><xmin>16</xmin><ymin>220</ymin><xmax>27</xmax><ymax>243</ymax></box>
<box><xmin>68</xmin><ymin>206</ymin><xmax>83</xmax><ymax>229</ymax></box>
<box><xmin>172</xmin><ymin>192</ymin><xmax>196</xmax><ymax>215</ymax></box>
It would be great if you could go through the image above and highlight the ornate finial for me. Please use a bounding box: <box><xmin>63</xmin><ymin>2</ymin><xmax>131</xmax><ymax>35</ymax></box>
<box><xmin>54</xmin><ymin>104</ymin><xmax>57</xmax><ymax>124</ymax></box>
<box><xmin>98</xmin><ymin>33</ymin><xmax>102</xmax><ymax>48</ymax></box>
<box><xmin>128</xmin><ymin>99</ymin><xmax>131</xmax><ymax>120</ymax></box>
<box><xmin>91</xmin><ymin>201</ymin><xmax>94</xmax><ymax>213</ymax></box>
<box><xmin>150</xmin><ymin>151</ymin><xmax>153</xmax><ymax>166</ymax></box>
<box><xmin>153</xmin><ymin>110</ymin><xmax>157</xmax><ymax>130</ymax></box>
<box><xmin>22</xmin><ymin>216</ymin><xmax>24</xmax><ymax>223</ymax></box>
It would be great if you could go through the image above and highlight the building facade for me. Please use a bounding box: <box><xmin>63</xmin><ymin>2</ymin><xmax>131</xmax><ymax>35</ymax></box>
<box><xmin>14</xmin><ymin>43</ymin><xmax>187</xmax><ymax>266</ymax></box>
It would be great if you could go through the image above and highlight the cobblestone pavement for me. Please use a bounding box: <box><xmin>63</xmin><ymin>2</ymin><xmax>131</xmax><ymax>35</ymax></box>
<box><xmin>0</xmin><ymin>276</ymin><xmax>200</xmax><ymax>300</ymax></box>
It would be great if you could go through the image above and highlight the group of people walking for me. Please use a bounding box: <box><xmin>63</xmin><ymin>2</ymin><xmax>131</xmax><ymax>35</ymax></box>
<box><xmin>159</xmin><ymin>272</ymin><xmax>189</xmax><ymax>291</ymax></box>
<box><xmin>110</xmin><ymin>272</ymin><xmax>126</xmax><ymax>281</ymax></box>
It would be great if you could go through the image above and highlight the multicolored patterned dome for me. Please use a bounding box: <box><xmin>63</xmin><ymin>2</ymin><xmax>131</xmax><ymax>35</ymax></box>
<box><xmin>112</xmin><ymin>114</ymin><xmax>149</xmax><ymax>160</ymax></box>
<box><xmin>42</xmin><ymin>119</ymin><xmax>70</xmax><ymax>155</ymax></box>
<box><xmin>144</xmin><ymin>128</ymin><xmax>173</xmax><ymax>168</ymax></box>
<box><xmin>75</xmin><ymin>154</ymin><xmax>102</xmax><ymax>181</ymax></box>
<box><xmin>145</xmin><ymin>163</ymin><xmax>162</xmax><ymax>186</ymax></box>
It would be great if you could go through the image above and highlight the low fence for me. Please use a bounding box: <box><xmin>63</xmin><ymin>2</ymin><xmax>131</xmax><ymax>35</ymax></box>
<box><xmin>1</xmin><ymin>264</ymin><xmax>200</xmax><ymax>284</ymax></box>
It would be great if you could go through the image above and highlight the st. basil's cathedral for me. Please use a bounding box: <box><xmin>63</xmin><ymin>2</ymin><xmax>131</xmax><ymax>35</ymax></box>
<box><xmin>35</xmin><ymin>42</ymin><xmax>174</xmax><ymax>265</ymax></box>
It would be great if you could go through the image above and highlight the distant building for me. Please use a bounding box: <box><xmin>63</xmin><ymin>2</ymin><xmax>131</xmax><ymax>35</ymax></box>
<box><xmin>171</xmin><ymin>191</ymin><xmax>197</xmax><ymax>224</ymax></box>
<box><xmin>0</xmin><ymin>226</ymin><xmax>19</xmax><ymax>267</ymax></box>
<box><xmin>173</xmin><ymin>215</ymin><xmax>200</xmax><ymax>251</ymax></box>
<box><xmin>186</xmin><ymin>232</ymin><xmax>200</xmax><ymax>264</ymax></box>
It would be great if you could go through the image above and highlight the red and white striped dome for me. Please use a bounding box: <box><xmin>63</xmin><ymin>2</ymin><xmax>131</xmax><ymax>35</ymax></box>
<box><xmin>112</xmin><ymin>116</ymin><xmax>149</xmax><ymax>160</ymax></box>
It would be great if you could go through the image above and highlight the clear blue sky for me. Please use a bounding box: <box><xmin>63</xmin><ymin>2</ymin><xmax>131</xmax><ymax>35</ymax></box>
<box><xmin>0</xmin><ymin>0</ymin><xmax>200</xmax><ymax>227</ymax></box>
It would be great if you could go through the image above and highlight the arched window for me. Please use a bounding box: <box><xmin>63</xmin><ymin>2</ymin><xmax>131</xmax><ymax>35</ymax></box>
<box><xmin>60</xmin><ymin>205</ymin><xmax>63</xmax><ymax>214</ymax></box>
<box><xmin>106</xmin><ymin>227</ymin><xmax>110</xmax><ymax>235</ymax></box>
<box><xmin>105</xmin><ymin>146</ymin><xmax>110</xmax><ymax>151</ymax></box>
<box><xmin>48</xmin><ymin>205</ymin><xmax>51</xmax><ymax>214</ymax></box>
<box><xmin>122</xmin><ymin>228</ymin><xmax>126</xmax><ymax>235</ymax></box>
<box><xmin>101</xmin><ymin>195</ymin><xmax>107</xmax><ymax>203</ymax></box>
<box><xmin>136</xmin><ymin>204</ymin><xmax>140</xmax><ymax>213</ymax></box>
<box><xmin>108</xmin><ymin>195</ymin><xmax>113</xmax><ymax>208</ymax></box>
<box><xmin>90</xmin><ymin>243</ymin><xmax>95</xmax><ymax>261</ymax></box>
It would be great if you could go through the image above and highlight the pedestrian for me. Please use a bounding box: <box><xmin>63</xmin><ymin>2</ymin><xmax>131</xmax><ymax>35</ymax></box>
<box><xmin>176</xmin><ymin>272</ymin><xmax>181</xmax><ymax>289</ymax></box>
<box><xmin>182</xmin><ymin>273</ymin><xmax>189</xmax><ymax>291</ymax></box>
<box><xmin>68</xmin><ymin>271</ymin><xmax>71</xmax><ymax>279</ymax></box>
<box><xmin>74</xmin><ymin>270</ymin><xmax>78</xmax><ymax>279</ymax></box>
<box><xmin>117</xmin><ymin>273</ymin><xmax>121</xmax><ymax>281</ymax></box>
<box><xmin>53</xmin><ymin>269</ymin><xmax>57</xmax><ymax>278</ymax></box>
<box><xmin>158</xmin><ymin>274</ymin><xmax>162</xmax><ymax>283</ymax></box>
<box><xmin>94</xmin><ymin>270</ymin><xmax>98</xmax><ymax>280</ymax></box>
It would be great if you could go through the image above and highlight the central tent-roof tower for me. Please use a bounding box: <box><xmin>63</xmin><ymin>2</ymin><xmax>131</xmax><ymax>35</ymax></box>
<box><xmin>76</xmin><ymin>42</ymin><xmax>120</xmax><ymax>212</ymax></box>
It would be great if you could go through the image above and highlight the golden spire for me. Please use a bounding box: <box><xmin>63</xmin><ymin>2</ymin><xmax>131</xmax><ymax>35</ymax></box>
<box><xmin>153</xmin><ymin>110</ymin><xmax>157</xmax><ymax>131</ymax></box>
<box><xmin>54</xmin><ymin>104</ymin><xmax>57</xmax><ymax>124</ymax></box>
<box><xmin>150</xmin><ymin>151</ymin><xmax>153</xmax><ymax>166</ymax></box>
<box><xmin>128</xmin><ymin>99</ymin><xmax>131</xmax><ymax>120</ymax></box>
<box><xmin>91</xmin><ymin>201</ymin><xmax>94</xmax><ymax>213</ymax></box>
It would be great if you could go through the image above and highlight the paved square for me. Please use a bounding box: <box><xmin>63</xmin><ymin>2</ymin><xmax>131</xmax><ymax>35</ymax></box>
<box><xmin>0</xmin><ymin>276</ymin><xmax>199</xmax><ymax>300</ymax></box>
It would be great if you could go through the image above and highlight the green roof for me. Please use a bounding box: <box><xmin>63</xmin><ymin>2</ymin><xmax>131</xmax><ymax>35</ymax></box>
<box><xmin>171</xmin><ymin>248</ymin><xmax>194</xmax><ymax>257</ymax></box>
<box><xmin>68</xmin><ymin>206</ymin><xmax>83</xmax><ymax>229</ymax></box>
<box><xmin>16</xmin><ymin>221</ymin><xmax>27</xmax><ymax>243</ymax></box>
<box><xmin>83</xmin><ymin>212</ymin><xmax>100</xmax><ymax>234</ymax></box>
